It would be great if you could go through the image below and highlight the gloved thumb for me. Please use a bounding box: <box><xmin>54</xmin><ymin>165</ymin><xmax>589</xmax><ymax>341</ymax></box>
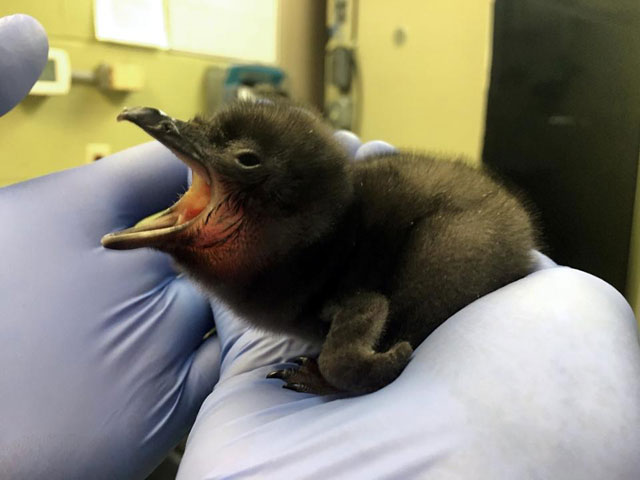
<box><xmin>0</xmin><ymin>14</ymin><xmax>48</xmax><ymax>116</ymax></box>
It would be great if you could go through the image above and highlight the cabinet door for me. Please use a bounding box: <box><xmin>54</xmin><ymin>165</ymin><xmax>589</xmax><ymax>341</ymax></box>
<box><xmin>483</xmin><ymin>0</ymin><xmax>640</xmax><ymax>293</ymax></box>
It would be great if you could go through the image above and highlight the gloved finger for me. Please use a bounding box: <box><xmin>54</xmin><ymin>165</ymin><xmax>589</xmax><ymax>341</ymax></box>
<box><xmin>333</xmin><ymin>130</ymin><xmax>362</xmax><ymax>158</ymax></box>
<box><xmin>90</xmin><ymin>143</ymin><xmax>190</xmax><ymax>279</ymax></box>
<box><xmin>160</xmin><ymin>276</ymin><xmax>216</xmax><ymax>345</ymax></box>
<box><xmin>210</xmin><ymin>300</ymin><xmax>317</xmax><ymax>381</ymax></box>
<box><xmin>209</xmin><ymin>300</ymin><xmax>248</xmax><ymax>362</ymax></box>
<box><xmin>0</xmin><ymin>14</ymin><xmax>48</xmax><ymax>116</ymax></box>
<box><xmin>2</xmin><ymin>142</ymin><xmax>189</xmax><ymax>278</ymax></box>
<box><xmin>110</xmin><ymin>335</ymin><xmax>221</xmax><ymax>479</ymax></box>
<box><xmin>355</xmin><ymin>140</ymin><xmax>397</xmax><ymax>161</ymax></box>
<box><xmin>177</xmin><ymin>336</ymin><xmax>222</xmax><ymax>417</ymax></box>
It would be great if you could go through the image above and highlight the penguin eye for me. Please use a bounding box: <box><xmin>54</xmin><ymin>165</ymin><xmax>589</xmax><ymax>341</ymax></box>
<box><xmin>235</xmin><ymin>150</ymin><xmax>262</xmax><ymax>169</ymax></box>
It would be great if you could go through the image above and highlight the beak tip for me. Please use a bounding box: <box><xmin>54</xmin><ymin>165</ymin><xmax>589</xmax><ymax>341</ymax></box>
<box><xmin>100</xmin><ymin>234</ymin><xmax>113</xmax><ymax>248</ymax></box>
<box><xmin>115</xmin><ymin>106</ymin><xmax>169</xmax><ymax>126</ymax></box>
<box><xmin>101</xmin><ymin>234</ymin><xmax>128</xmax><ymax>251</ymax></box>
<box><xmin>116</xmin><ymin>107</ymin><xmax>131</xmax><ymax>122</ymax></box>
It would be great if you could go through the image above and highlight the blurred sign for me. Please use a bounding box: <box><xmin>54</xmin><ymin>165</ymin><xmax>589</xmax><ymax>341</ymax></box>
<box><xmin>94</xmin><ymin>0</ymin><xmax>278</xmax><ymax>63</ymax></box>
<box><xmin>94</xmin><ymin>0</ymin><xmax>169</xmax><ymax>49</ymax></box>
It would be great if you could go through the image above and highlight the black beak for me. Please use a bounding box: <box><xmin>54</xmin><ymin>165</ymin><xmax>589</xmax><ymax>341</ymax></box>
<box><xmin>117</xmin><ymin>107</ymin><xmax>206</xmax><ymax>166</ymax></box>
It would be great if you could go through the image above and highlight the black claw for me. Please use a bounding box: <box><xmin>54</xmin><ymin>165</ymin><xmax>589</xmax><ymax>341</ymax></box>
<box><xmin>287</xmin><ymin>355</ymin><xmax>310</xmax><ymax>366</ymax></box>
<box><xmin>266</xmin><ymin>369</ymin><xmax>289</xmax><ymax>380</ymax></box>
<box><xmin>283</xmin><ymin>383</ymin><xmax>307</xmax><ymax>392</ymax></box>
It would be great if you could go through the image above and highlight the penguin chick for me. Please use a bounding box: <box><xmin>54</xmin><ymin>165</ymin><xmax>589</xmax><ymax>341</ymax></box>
<box><xmin>102</xmin><ymin>101</ymin><xmax>537</xmax><ymax>395</ymax></box>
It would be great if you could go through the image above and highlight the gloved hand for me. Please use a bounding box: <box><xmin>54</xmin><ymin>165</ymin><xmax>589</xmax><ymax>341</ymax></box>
<box><xmin>0</xmin><ymin>143</ymin><xmax>222</xmax><ymax>479</ymax></box>
<box><xmin>176</xmin><ymin>133</ymin><xmax>640</xmax><ymax>479</ymax></box>
<box><xmin>0</xmin><ymin>14</ymin><xmax>220</xmax><ymax>479</ymax></box>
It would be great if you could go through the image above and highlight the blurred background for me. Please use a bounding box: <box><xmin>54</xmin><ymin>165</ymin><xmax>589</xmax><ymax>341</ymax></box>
<box><xmin>1</xmin><ymin>0</ymin><xmax>639</xmax><ymax>347</ymax></box>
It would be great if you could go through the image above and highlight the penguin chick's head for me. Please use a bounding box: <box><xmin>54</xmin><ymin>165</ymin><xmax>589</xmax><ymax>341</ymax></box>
<box><xmin>101</xmin><ymin>101</ymin><xmax>353</xmax><ymax>281</ymax></box>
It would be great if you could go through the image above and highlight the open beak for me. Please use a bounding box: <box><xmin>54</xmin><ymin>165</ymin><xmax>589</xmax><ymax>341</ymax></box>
<box><xmin>101</xmin><ymin>107</ymin><xmax>213</xmax><ymax>250</ymax></box>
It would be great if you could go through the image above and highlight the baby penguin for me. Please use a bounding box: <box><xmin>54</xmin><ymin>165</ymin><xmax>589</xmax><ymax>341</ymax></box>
<box><xmin>102</xmin><ymin>101</ymin><xmax>537</xmax><ymax>395</ymax></box>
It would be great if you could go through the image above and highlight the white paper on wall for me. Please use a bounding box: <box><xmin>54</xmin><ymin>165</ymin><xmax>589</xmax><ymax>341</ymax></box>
<box><xmin>94</xmin><ymin>0</ymin><xmax>169</xmax><ymax>49</ymax></box>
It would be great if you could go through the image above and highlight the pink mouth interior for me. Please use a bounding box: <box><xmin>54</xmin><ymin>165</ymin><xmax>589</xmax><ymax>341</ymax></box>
<box><xmin>172</xmin><ymin>172</ymin><xmax>212</xmax><ymax>224</ymax></box>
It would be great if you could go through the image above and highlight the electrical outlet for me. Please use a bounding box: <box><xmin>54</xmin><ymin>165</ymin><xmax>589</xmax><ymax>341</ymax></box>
<box><xmin>85</xmin><ymin>143</ymin><xmax>111</xmax><ymax>163</ymax></box>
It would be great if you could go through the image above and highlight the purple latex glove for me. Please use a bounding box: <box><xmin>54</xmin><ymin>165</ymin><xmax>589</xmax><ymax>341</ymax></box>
<box><xmin>177</xmin><ymin>134</ymin><xmax>640</xmax><ymax>479</ymax></box>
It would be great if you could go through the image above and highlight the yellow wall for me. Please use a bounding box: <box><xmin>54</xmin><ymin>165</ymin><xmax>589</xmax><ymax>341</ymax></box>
<box><xmin>355</xmin><ymin>0</ymin><xmax>494</xmax><ymax>163</ymax></box>
<box><xmin>0</xmin><ymin>0</ymin><xmax>324</xmax><ymax>186</ymax></box>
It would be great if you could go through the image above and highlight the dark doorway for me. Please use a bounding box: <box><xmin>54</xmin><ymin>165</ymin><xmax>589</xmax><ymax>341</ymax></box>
<box><xmin>483</xmin><ymin>0</ymin><xmax>640</xmax><ymax>293</ymax></box>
